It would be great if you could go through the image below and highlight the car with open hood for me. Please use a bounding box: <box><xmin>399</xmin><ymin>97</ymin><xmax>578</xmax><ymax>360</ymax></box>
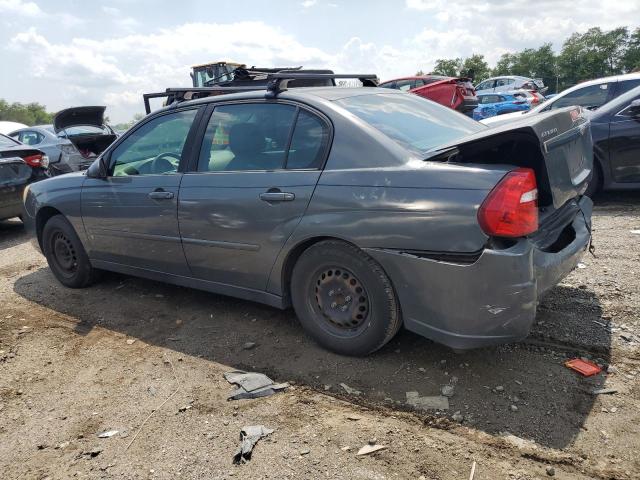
<box><xmin>22</xmin><ymin>74</ymin><xmax>594</xmax><ymax>355</ymax></box>
<box><xmin>49</xmin><ymin>106</ymin><xmax>117</xmax><ymax>173</ymax></box>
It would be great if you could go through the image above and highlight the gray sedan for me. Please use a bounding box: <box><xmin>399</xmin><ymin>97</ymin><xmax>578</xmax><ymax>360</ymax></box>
<box><xmin>8</xmin><ymin>125</ymin><xmax>80</xmax><ymax>175</ymax></box>
<box><xmin>22</xmin><ymin>83</ymin><xmax>593</xmax><ymax>355</ymax></box>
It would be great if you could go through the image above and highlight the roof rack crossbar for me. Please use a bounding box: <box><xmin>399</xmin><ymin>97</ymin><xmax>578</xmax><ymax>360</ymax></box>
<box><xmin>142</xmin><ymin>73</ymin><xmax>379</xmax><ymax>113</ymax></box>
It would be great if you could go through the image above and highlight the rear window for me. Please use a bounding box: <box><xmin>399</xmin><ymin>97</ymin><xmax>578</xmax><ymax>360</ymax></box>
<box><xmin>62</xmin><ymin>125</ymin><xmax>110</xmax><ymax>136</ymax></box>
<box><xmin>0</xmin><ymin>134</ymin><xmax>19</xmax><ymax>148</ymax></box>
<box><xmin>335</xmin><ymin>93</ymin><xmax>483</xmax><ymax>155</ymax></box>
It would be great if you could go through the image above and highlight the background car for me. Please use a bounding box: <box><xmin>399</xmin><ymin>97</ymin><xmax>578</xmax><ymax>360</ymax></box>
<box><xmin>0</xmin><ymin>133</ymin><xmax>48</xmax><ymax>221</ymax></box>
<box><xmin>475</xmin><ymin>75</ymin><xmax>546</xmax><ymax>95</ymax></box>
<box><xmin>0</xmin><ymin>121</ymin><xmax>28</xmax><ymax>135</ymax></box>
<box><xmin>587</xmin><ymin>85</ymin><xmax>640</xmax><ymax>196</ymax></box>
<box><xmin>481</xmin><ymin>72</ymin><xmax>640</xmax><ymax>127</ymax></box>
<box><xmin>9</xmin><ymin>106</ymin><xmax>118</xmax><ymax>175</ymax></box>
<box><xmin>379</xmin><ymin>75</ymin><xmax>478</xmax><ymax>115</ymax></box>
<box><xmin>9</xmin><ymin>125</ymin><xmax>88</xmax><ymax>176</ymax></box>
<box><xmin>473</xmin><ymin>93</ymin><xmax>531</xmax><ymax>120</ymax></box>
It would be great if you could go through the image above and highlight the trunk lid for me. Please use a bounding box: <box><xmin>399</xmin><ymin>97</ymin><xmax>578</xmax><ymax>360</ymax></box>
<box><xmin>53</xmin><ymin>106</ymin><xmax>107</xmax><ymax>133</ymax></box>
<box><xmin>430</xmin><ymin>106</ymin><xmax>593</xmax><ymax>211</ymax></box>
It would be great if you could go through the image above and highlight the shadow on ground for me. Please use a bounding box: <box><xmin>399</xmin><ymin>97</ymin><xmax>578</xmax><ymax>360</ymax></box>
<box><xmin>14</xmin><ymin>264</ymin><xmax>611</xmax><ymax>450</ymax></box>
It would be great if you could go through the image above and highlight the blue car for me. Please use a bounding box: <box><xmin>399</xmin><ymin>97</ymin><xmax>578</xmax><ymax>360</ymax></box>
<box><xmin>473</xmin><ymin>93</ymin><xmax>530</xmax><ymax>121</ymax></box>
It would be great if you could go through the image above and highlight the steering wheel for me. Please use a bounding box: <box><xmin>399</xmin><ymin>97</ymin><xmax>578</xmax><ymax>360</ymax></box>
<box><xmin>149</xmin><ymin>152</ymin><xmax>181</xmax><ymax>174</ymax></box>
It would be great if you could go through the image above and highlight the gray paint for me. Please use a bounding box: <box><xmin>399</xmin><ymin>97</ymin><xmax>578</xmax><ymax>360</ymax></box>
<box><xmin>23</xmin><ymin>86</ymin><xmax>593</xmax><ymax>350</ymax></box>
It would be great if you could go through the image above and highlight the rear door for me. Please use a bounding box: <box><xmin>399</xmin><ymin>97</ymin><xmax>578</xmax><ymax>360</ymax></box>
<box><xmin>178</xmin><ymin>101</ymin><xmax>330</xmax><ymax>291</ymax></box>
<box><xmin>82</xmin><ymin>107</ymin><xmax>201</xmax><ymax>275</ymax></box>
<box><xmin>608</xmin><ymin>99</ymin><xmax>640</xmax><ymax>183</ymax></box>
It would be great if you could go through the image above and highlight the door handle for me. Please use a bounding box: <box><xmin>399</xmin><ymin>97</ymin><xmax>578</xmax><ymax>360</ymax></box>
<box><xmin>259</xmin><ymin>191</ymin><xmax>295</xmax><ymax>202</ymax></box>
<box><xmin>148</xmin><ymin>190</ymin><xmax>174</xmax><ymax>200</ymax></box>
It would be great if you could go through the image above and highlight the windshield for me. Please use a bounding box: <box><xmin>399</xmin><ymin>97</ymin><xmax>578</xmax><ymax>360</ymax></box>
<box><xmin>334</xmin><ymin>93</ymin><xmax>484</xmax><ymax>154</ymax></box>
<box><xmin>0</xmin><ymin>133</ymin><xmax>19</xmax><ymax>148</ymax></box>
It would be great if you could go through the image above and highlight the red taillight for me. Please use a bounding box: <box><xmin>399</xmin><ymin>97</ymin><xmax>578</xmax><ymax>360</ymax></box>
<box><xmin>23</xmin><ymin>154</ymin><xmax>43</xmax><ymax>167</ymax></box>
<box><xmin>478</xmin><ymin>168</ymin><xmax>538</xmax><ymax>238</ymax></box>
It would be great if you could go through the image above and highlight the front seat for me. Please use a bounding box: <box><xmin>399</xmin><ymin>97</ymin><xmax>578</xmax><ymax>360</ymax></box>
<box><xmin>226</xmin><ymin>123</ymin><xmax>267</xmax><ymax>170</ymax></box>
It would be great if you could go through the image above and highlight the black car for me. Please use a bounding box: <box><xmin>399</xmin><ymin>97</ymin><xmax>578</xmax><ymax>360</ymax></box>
<box><xmin>588</xmin><ymin>85</ymin><xmax>640</xmax><ymax>195</ymax></box>
<box><xmin>0</xmin><ymin>133</ymin><xmax>48</xmax><ymax>221</ymax></box>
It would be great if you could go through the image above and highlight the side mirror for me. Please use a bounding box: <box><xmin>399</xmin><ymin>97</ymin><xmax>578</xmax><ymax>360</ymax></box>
<box><xmin>86</xmin><ymin>155</ymin><xmax>109</xmax><ymax>179</ymax></box>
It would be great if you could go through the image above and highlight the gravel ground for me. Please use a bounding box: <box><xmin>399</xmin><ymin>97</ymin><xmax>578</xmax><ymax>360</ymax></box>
<box><xmin>0</xmin><ymin>191</ymin><xmax>639</xmax><ymax>479</ymax></box>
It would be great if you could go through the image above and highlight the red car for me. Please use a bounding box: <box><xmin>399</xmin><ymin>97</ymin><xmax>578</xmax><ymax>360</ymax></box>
<box><xmin>379</xmin><ymin>76</ymin><xmax>478</xmax><ymax>115</ymax></box>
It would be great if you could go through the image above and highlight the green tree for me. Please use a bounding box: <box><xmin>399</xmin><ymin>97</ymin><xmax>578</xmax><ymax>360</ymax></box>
<box><xmin>623</xmin><ymin>27</ymin><xmax>640</xmax><ymax>72</ymax></box>
<box><xmin>0</xmin><ymin>99</ymin><xmax>55</xmax><ymax>126</ymax></box>
<box><xmin>558</xmin><ymin>27</ymin><xmax>629</xmax><ymax>89</ymax></box>
<box><xmin>112</xmin><ymin>113</ymin><xmax>145</xmax><ymax>132</ymax></box>
<box><xmin>432</xmin><ymin>58</ymin><xmax>463</xmax><ymax>77</ymax></box>
<box><xmin>461</xmin><ymin>54</ymin><xmax>491</xmax><ymax>82</ymax></box>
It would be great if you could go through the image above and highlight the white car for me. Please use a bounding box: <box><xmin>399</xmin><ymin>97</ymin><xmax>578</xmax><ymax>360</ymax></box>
<box><xmin>475</xmin><ymin>76</ymin><xmax>545</xmax><ymax>95</ymax></box>
<box><xmin>481</xmin><ymin>72</ymin><xmax>640</xmax><ymax>127</ymax></box>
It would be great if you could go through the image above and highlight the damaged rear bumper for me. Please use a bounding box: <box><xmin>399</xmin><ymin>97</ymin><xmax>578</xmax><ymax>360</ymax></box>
<box><xmin>365</xmin><ymin>196</ymin><xmax>593</xmax><ymax>350</ymax></box>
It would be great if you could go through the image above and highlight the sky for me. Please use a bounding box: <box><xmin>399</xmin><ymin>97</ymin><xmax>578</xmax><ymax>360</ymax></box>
<box><xmin>1</xmin><ymin>0</ymin><xmax>638</xmax><ymax>123</ymax></box>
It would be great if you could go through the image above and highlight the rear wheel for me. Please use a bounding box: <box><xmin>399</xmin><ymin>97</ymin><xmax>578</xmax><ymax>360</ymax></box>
<box><xmin>42</xmin><ymin>215</ymin><xmax>97</xmax><ymax>288</ymax></box>
<box><xmin>291</xmin><ymin>240</ymin><xmax>401</xmax><ymax>356</ymax></box>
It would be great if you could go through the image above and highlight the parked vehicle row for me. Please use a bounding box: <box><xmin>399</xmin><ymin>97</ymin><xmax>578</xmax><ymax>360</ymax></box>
<box><xmin>481</xmin><ymin>72</ymin><xmax>640</xmax><ymax>126</ymax></box>
<box><xmin>22</xmin><ymin>73</ymin><xmax>594</xmax><ymax>356</ymax></box>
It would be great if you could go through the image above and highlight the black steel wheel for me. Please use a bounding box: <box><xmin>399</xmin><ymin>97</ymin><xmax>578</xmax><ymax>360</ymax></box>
<box><xmin>42</xmin><ymin>214</ymin><xmax>98</xmax><ymax>288</ymax></box>
<box><xmin>291</xmin><ymin>240</ymin><xmax>401</xmax><ymax>356</ymax></box>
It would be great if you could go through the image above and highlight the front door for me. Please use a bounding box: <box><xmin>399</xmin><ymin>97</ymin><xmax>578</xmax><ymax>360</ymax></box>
<box><xmin>178</xmin><ymin>102</ymin><xmax>330</xmax><ymax>291</ymax></box>
<box><xmin>82</xmin><ymin>108</ymin><xmax>201</xmax><ymax>275</ymax></box>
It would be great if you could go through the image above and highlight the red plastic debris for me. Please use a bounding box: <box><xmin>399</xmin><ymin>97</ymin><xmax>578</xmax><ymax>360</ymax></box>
<box><xmin>565</xmin><ymin>358</ymin><xmax>602</xmax><ymax>377</ymax></box>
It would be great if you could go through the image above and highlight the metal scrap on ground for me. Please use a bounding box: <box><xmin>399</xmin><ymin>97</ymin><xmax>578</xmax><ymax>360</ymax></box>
<box><xmin>232</xmin><ymin>425</ymin><xmax>274</xmax><ymax>464</ymax></box>
<box><xmin>224</xmin><ymin>370</ymin><xmax>289</xmax><ymax>400</ymax></box>
<box><xmin>405</xmin><ymin>391</ymin><xmax>450</xmax><ymax>410</ymax></box>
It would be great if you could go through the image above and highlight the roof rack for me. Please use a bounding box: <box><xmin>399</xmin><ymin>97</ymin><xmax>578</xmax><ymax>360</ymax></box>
<box><xmin>142</xmin><ymin>73</ymin><xmax>379</xmax><ymax>114</ymax></box>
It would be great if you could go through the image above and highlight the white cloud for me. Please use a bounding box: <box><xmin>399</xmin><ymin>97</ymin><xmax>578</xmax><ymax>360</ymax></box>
<box><xmin>7</xmin><ymin>4</ymin><xmax>639</xmax><ymax>122</ymax></box>
<box><xmin>301</xmin><ymin>0</ymin><xmax>317</xmax><ymax>7</ymax></box>
<box><xmin>0</xmin><ymin>0</ymin><xmax>42</xmax><ymax>16</ymax></box>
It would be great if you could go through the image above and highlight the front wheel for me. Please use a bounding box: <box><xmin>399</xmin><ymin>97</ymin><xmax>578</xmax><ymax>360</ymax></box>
<box><xmin>291</xmin><ymin>240</ymin><xmax>401</xmax><ymax>356</ymax></box>
<box><xmin>42</xmin><ymin>214</ymin><xmax>98</xmax><ymax>288</ymax></box>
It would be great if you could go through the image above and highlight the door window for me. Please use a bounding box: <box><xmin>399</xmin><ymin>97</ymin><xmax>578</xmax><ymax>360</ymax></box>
<box><xmin>476</xmin><ymin>80</ymin><xmax>493</xmax><ymax>91</ymax></box>
<box><xmin>396</xmin><ymin>79</ymin><xmax>415</xmax><ymax>91</ymax></box>
<box><xmin>197</xmin><ymin>103</ymin><xmax>297</xmax><ymax>172</ymax></box>
<box><xmin>549</xmin><ymin>83</ymin><xmax>612</xmax><ymax>110</ymax></box>
<box><xmin>379</xmin><ymin>81</ymin><xmax>397</xmax><ymax>89</ymax></box>
<box><xmin>110</xmin><ymin>109</ymin><xmax>198</xmax><ymax>176</ymax></box>
<box><xmin>479</xmin><ymin>95</ymin><xmax>500</xmax><ymax>104</ymax></box>
<box><xmin>286</xmin><ymin>110</ymin><xmax>330</xmax><ymax>169</ymax></box>
<box><xmin>20</xmin><ymin>131</ymin><xmax>43</xmax><ymax>145</ymax></box>
<box><xmin>616</xmin><ymin>79</ymin><xmax>640</xmax><ymax>96</ymax></box>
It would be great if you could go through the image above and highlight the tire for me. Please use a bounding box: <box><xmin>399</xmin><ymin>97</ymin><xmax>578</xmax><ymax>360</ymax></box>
<box><xmin>42</xmin><ymin>214</ymin><xmax>97</xmax><ymax>288</ymax></box>
<box><xmin>585</xmin><ymin>161</ymin><xmax>601</xmax><ymax>198</ymax></box>
<box><xmin>290</xmin><ymin>240</ymin><xmax>401</xmax><ymax>356</ymax></box>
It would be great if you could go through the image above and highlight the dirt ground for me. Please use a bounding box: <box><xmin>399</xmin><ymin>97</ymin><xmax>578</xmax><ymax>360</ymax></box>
<box><xmin>1</xmin><ymin>192</ymin><xmax>639</xmax><ymax>480</ymax></box>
